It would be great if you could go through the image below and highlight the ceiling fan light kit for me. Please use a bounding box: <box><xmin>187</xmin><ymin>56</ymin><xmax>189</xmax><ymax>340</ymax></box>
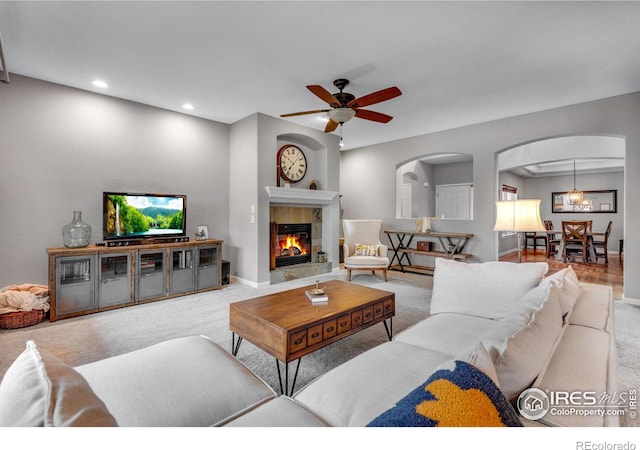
<box><xmin>281</xmin><ymin>78</ymin><xmax>401</xmax><ymax>133</ymax></box>
<box><xmin>328</xmin><ymin>108</ymin><xmax>356</xmax><ymax>124</ymax></box>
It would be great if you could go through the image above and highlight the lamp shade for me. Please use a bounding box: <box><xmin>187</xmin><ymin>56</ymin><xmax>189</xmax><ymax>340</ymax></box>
<box><xmin>493</xmin><ymin>199</ymin><xmax>545</xmax><ymax>232</ymax></box>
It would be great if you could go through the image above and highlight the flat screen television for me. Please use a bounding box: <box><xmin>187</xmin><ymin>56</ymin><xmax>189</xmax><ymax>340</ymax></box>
<box><xmin>103</xmin><ymin>192</ymin><xmax>186</xmax><ymax>241</ymax></box>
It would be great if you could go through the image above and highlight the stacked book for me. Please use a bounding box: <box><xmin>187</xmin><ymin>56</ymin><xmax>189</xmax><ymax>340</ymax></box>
<box><xmin>305</xmin><ymin>289</ymin><xmax>328</xmax><ymax>303</ymax></box>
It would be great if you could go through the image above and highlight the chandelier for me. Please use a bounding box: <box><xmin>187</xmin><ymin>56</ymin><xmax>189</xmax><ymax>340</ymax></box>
<box><xmin>566</xmin><ymin>160</ymin><xmax>583</xmax><ymax>205</ymax></box>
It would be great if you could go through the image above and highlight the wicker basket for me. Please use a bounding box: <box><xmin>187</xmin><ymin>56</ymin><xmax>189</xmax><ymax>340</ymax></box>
<box><xmin>0</xmin><ymin>309</ymin><xmax>46</xmax><ymax>330</ymax></box>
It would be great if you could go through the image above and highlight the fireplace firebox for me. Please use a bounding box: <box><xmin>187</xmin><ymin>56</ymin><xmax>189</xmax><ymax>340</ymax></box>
<box><xmin>274</xmin><ymin>223</ymin><xmax>312</xmax><ymax>267</ymax></box>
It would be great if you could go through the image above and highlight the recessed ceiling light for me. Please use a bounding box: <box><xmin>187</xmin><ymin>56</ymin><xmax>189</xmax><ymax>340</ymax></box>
<box><xmin>182</xmin><ymin>103</ymin><xmax>195</xmax><ymax>110</ymax></box>
<box><xmin>91</xmin><ymin>79</ymin><xmax>108</xmax><ymax>89</ymax></box>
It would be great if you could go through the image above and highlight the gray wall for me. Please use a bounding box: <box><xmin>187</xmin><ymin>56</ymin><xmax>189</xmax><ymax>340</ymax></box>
<box><xmin>340</xmin><ymin>91</ymin><xmax>640</xmax><ymax>301</ymax></box>
<box><xmin>0</xmin><ymin>75</ymin><xmax>230</xmax><ymax>287</ymax></box>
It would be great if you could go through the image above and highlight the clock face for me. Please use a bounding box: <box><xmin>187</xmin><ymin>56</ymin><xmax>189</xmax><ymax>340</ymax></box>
<box><xmin>278</xmin><ymin>145</ymin><xmax>307</xmax><ymax>183</ymax></box>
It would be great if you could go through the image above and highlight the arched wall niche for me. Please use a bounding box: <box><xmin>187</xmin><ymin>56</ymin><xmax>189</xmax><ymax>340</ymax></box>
<box><xmin>395</xmin><ymin>152</ymin><xmax>473</xmax><ymax>219</ymax></box>
<box><xmin>276</xmin><ymin>132</ymin><xmax>328</xmax><ymax>189</ymax></box>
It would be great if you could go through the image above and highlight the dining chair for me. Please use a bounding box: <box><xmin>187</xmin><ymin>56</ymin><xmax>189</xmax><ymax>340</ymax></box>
<box><xmin>592</xmin><ymin>221</ymin><xmax>613</xmax><ymax>264</ymax></box>
<box><xmin>562</xmin><ymin>221</ymin><xmax>590</xmax><ymax>264</ymax></box>
<box><xmin>544</xmin><ymin>220</ymin><xmax>561</xmax><ymax>258</ymax></box>
<box><xmin>524</xmin><ymin>228</ymin><xmax>547</xmax><ymax>252</ymax></box>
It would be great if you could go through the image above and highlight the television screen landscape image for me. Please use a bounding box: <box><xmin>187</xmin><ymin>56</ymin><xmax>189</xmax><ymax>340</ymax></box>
<box><xmin>103</xmin><ymin>193</ymin><xmax>186</xmax><ymax>241</ymax></box>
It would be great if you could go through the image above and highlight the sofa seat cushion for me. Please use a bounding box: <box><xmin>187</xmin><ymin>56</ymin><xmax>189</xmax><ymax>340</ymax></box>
<box><xmin>293</xmin><ymin>341</ymin><xmax>451</xmax><ymax>427</ymax></box>
<box><xmin>76</xmin><ymin>336</ymin><xmax>276</xmax><ymax>427</ymax></box>
<box><xmin>367</xmin><ymin>359</ymin><xmax>522</xmax><ymax>427</ymax></box>
<box><xmin>220</xmin><ymin>396</ymin><xmax>328</xmax><ymax>427</ymax></box>
<box><xmin>394</xmin><ymin>313</ymin><xmax>525</xmax><ymax>360</ymax></box>
<box><xmin>0</xmin><ymin>340</ymin><xmax>118</xmax><ymax>427</ymax></box>
<box><xmin>566</xmin><ymin>283</ymin><xmax>613</xmax><ymax>331</ymax></box>
<box><xmin>430</xmin><ymin>259</ymin><xmax>548</xmax><ymax>319</ymax></box>
<box><xmin>527</xmin><ymin>324</ymin><xmax>616</xmax><ymax>427</ymax></box>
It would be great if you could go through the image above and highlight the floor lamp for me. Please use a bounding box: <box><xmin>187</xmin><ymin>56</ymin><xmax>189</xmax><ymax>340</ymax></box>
<box><xmin>494</xmin><ymin>199</ymin><xmax>545</xmax><ymax>263</ymax></box>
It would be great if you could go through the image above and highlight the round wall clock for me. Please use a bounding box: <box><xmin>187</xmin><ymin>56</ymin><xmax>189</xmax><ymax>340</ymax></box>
<box><xmin>277</xmin><ymin>145</ymin><xmax>307</xmax><ymax>183</ymax></box>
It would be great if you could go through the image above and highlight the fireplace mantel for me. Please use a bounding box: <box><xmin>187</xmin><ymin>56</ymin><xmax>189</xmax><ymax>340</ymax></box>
<box><xmin>264</xmin><ymin>186</ymin><xmax>339</xmax><ymax>205</ymax></box>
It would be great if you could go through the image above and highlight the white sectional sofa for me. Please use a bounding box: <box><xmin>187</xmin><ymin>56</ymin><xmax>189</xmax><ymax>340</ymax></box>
<box><xmin>0</xmin><ymin>259</ymin><xmax>618</xmax><ymax>427</ymax></box>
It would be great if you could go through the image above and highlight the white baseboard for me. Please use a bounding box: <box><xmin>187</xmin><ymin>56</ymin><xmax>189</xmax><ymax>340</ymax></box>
<box><xmin>229</xmin><ymin>275</ymin><xmax>266</xmax><ymax>289</ymax></box>
<box><xmin>623</xmin><ymin>296</ymin><xmax>640</xmax><ymax>307</ymax></box>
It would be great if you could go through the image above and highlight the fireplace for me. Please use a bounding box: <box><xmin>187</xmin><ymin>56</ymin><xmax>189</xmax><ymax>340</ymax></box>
<box><xmin>273</xmin><ymin>223</ymin><xmax>312</xmax><ymax>267</ymax></box>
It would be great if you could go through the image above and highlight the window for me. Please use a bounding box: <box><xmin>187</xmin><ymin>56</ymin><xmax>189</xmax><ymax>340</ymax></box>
<box><xmin>500</xmin><ymin>184</ymin><xmax>517</xmax><ymax>236</ymax></box>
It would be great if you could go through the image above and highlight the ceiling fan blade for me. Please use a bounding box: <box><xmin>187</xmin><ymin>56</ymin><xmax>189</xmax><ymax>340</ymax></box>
<box><xmin>355</xmin><ymin>109</ymin><xmax>394</xmax><ymax>123</ymax></box>
<box><xmin>347</xmin><ymin>86</ymin><xmax>402</xmax><ymax>108</ymax></box>
<box><xmin>307</xmin><ymin>85</ymin><xmax>342</xmax><ymax>107</ymax></box>
<box><xmin>280</xmin><ymin>109</ymin><xmax>329</xmax><ymax>118</ymax></box>
<box><xmin>325</xmin><ymin>119</ymin><xmax>339</xmax><ymax>133</ymax></box>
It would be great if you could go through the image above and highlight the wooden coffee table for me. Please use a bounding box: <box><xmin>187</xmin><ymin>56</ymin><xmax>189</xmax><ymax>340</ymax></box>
<box><xmin>229</xmin><ymin>279</ymin><xmax>395</xmax><ymax>395</ymax></box>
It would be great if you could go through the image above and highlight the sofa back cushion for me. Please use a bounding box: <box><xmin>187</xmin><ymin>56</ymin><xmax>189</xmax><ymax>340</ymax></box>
<box><xmin>492</xmin><ymin>283</ymin><xmax>564</xmax><ymax>402</ymax></box>
<box><xmin>538</xmin><ymin>266</ymin><xmax>582</xmax><ymax>317</ymax></box>
<box><xmin>430</xmin><ymin>259</ymin><xmax>548</xmax><ymax>319</ymax></box>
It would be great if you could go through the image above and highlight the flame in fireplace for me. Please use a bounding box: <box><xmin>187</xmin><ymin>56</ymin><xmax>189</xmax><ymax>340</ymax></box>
<box><xmin>279</xmin><ymin>234</ymin><xmax>307</xmax><ymax>256</ymax></box>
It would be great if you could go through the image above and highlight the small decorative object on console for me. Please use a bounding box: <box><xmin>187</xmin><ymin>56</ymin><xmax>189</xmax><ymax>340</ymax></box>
<box><xmin>62</xmin><ymin>211</ymin><xmax>91</xmax><ymax>248</ymax></box>
<box><xmin>195</xmin><ymin>225</ymin><xmax>209</xmax><ymax>241</ymax></box>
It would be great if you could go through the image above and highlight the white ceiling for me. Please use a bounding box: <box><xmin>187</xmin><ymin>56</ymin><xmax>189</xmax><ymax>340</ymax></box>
<box><xmin>2</xmin><ymin>1</ymin><xmax>640</xmax><ymax>151</ymax></box>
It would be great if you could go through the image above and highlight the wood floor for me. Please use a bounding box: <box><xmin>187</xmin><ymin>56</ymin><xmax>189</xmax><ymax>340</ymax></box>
<box><xmin>499</xmin><ymin>248</ymin><xmax>624</xmax><ymax>299</ymax></box>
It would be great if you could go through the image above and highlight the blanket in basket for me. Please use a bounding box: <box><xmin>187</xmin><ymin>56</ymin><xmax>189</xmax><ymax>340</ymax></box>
<box><xmin>0</xmin><ymin>284</ymin><xmax>50</xmax><ymax>314</ymax></box>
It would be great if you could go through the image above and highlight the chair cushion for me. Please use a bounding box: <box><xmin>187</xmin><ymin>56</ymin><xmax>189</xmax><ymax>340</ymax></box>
<box><xmin>367</xmin><ymin>359</ymin><xmax>521</xmax><ymax>427</ymax></box>
<box><xmin>0</xmin><ymin>341</ymin><xmax>118</xmax><ymax>427</ymax></box>
<box><xmin>344</xmin><ymin>255</ymin><xmax>389</xmax><ymax>268</ymax></box>
<box><xmin>430</xmin><ymin>258</ymin><xmax>548</xmax><ymax>319</ymax></box>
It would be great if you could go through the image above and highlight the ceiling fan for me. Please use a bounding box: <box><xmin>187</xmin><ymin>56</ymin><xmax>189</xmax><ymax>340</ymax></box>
<box><xmin>281</xmin><ymin>79</ymin><xmax>401</xmax><ymax>132</ymax></box>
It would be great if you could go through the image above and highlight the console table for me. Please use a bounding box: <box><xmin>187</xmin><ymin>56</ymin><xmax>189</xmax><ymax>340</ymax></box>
<box><xmin>384</xmin><ymin>230</ymin><xmax>474</xmax><ymax>275</ymax></box>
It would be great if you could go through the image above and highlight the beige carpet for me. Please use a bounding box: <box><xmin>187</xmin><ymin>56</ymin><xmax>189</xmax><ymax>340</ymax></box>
<box><xmin>1</xmin><ymin>268</ymin><xmax>638</xmax><ymax>427</ymax></box>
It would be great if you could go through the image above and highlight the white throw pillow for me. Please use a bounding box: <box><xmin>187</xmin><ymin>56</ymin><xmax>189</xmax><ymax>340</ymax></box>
<box><xmin>539</xmin><ymin>266</ymin><xmax>582</xmax><ymax>317</ymax></box>
<box><xmin>493</xmin><ymin>284</ymin><xmax>563</xmax><ymax>402</ymax></box>
<box><xmin>430</xmin><ymin>258</ymin><xmax>548</xmax><ymax>319</ymax></box>
<box><xmin>0</xmin><ymin>341</ymin><xmax>118</xmax><ymax>427</ymax></box>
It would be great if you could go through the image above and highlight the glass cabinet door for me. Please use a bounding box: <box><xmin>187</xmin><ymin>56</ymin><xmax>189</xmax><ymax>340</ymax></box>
<box><xmin>169</xmin><ymin>248</ymin><xmax>195</xmax><ymax>294</ymax></box>
<box><xmin>55</xmin><ymin>255</ymin><xmax>97</xmax><ymax>316</ymax></box>
<box><xmin>98</xmin><ymin>253</ymin><xmax>133</xmax><ymax>309</ymax></box>
<box><xmin>137</xmin><ymin>250</ymin><xmax>166</xmax><ymax>301</ymax></box>
<box><xmin>197</xmin><ymin>245</ymin><xmax>220</xmax><ymax>290</ymax></box>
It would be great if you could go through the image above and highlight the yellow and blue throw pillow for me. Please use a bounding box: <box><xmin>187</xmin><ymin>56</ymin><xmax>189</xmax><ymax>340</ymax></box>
<box><xmin>367</xmin><ymin>360</ymin><xmax>522</xmax><ymax>427</ymax></box>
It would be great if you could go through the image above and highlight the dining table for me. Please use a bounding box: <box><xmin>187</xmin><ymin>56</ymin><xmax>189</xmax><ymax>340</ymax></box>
<box><xmin>547</xmin><ymin>230</ymin><xmax>606</xmax><ymax>262</ymax></box>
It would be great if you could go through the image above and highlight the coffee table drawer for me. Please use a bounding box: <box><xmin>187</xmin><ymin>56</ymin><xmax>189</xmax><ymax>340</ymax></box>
<box><xmin>337</xmin><ymin>313</ymin><xmax>351</xmax><ymax>334</ymax></box>
<box><xmin>362</xmin><ymin>306</ymin><xmax>374</xmax><ymax>323</ymax></box>
<box><xmin>307</xmin><ymin>324</ymin><xmax>323</xmax><ymax>346</ymax></box>
<box><xmin>323</xmin><ymin>319</ymin><xmax>337</xmax><ymax>339</ymax></box>
<box><xmin>351</xmin><ymin>309</ymin><xmax>363</xmax><ymax>328</ymax></box>
<box><xmin>373</xmin><ymin>301</ymin><xmax>385</xmax><ymax>319</ymax></box>
<box><xmin>289</xmin><ymin>329</ymin><xmax>307</xmax><ymax>353</ymax></box>
<box><xmin>384</xmin><ymin>299</ymin><xmax>394</xmax><ymax>315</ymax></box>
